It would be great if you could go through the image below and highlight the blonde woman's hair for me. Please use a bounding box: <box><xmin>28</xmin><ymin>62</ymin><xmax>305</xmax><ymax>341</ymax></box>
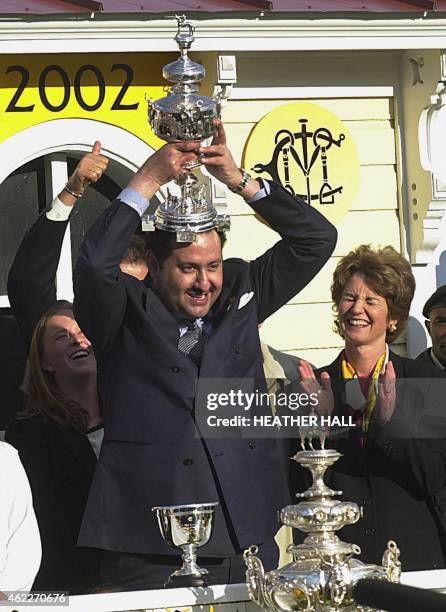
<box><xmin>22</xmin><ymin>301</ymin><xmax>90</xmax><ymax>431</ymax></box>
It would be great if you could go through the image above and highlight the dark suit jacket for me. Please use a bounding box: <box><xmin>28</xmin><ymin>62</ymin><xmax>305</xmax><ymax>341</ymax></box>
<box><xmin>73</xmin><ymin>182</ymin><xmax>337</xmax><ymax>556</ymax></box>
<box><xmin>5</xmin><ymin>415</ymin><xmax>100</xmax><ymax>593</ymax></box>
<box><xmin>417</xmin><ymin>348</ymin><xmax>438</xmax><ymax>368</ymax></box>
<box><xmin>292</xmin><ymin>351</ymin><xmax>446</xmax><ymax>571</ymax></box>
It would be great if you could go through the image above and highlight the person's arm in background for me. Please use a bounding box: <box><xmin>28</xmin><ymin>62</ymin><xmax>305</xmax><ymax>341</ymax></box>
<box><xmin>0</xmin><ymin>442</ymin><xmax>41</xmax><ymax>592</ymax></box>
<box><xmin>7</xmin><ymin>143</ymin><xmax>108</xmax><ymax>348</ymax></box>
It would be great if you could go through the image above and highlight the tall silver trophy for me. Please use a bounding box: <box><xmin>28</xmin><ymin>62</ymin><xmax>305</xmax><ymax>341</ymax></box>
<box><xmin>244</xmin><ymin>425</ymin><xmax>401</xmax><ymax>611</ymax></box>
<box><xmin>152</xmin><ymin>502</ymin><xmax>219</xmax><ymax>588</ymax></box>
<box><xmin>147</xmin><ymin>15</ymin><xmax>230</xmax><ymax>242</ymax></box>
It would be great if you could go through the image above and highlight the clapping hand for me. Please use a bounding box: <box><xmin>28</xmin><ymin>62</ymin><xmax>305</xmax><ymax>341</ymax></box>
<box><xmin>377</xmin><ymin>361</ymin><xmax>396</xmax><ymax>425</ymax></box>
<box><xmin>298</xmin><ymin>360</ymin><xmax>334</xmax><ymax>417</ymax></box>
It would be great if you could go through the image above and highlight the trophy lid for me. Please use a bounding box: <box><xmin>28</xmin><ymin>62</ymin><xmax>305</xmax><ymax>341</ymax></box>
<box><xmin>163</xmin><ymin>17</ymin><xmax>205</xmax><ymax>84</ymax></box>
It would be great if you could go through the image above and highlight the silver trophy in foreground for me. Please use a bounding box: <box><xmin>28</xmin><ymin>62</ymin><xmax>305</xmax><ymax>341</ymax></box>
<box><xmin>244</xmin><ymin>426</ymin><xmax>401</xmax><ymax>611</ymax></box>
<box><xmin>152</xmin><ymin>502</ymin><xmax>219</xmax><ymax>588</ymax></box>
<box><xmin>147</xmin><ymin>15</ymin><xmax>230</xmax><ymax>242</ymax></box>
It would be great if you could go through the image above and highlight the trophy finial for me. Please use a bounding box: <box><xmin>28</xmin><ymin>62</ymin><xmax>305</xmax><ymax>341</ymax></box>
<box><xmin>174</xmin><ymin>15</ymin><xmax>195</xmax><ymax>52</ymax></box>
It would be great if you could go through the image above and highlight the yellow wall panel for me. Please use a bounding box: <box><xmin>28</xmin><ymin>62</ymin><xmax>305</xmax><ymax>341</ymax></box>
<box><xmin>345</xmin><ymin>122</ymin><xmax>396</xmax><ymax>166</ymax></box>
<box><xmin>333</xmin><ymin>210</ymin><xmax>401</xmax><ymax>256</ymax></box>
<box><xmin>352</xmin><ymin>166</ymin><xmax>397</xmax><ymax>211</ymax></box>
<box><xmin>225</xmin><ymin>210</ymin><xmax>401</xmax><ymax>262</ymax></box>
<box><xmin>289</xmin><ymin>258</ymin><xmax>337</xmax><ymax>305</ymax></box>
<box><xmin>224</xmin><ymin>213</ymin><xmax>276</xmax><ymax>261</ymax></box>
<box><xmin>261</xmin><ymin>303</ymin><xmax>338</xmax><ymax>351</ymax></box>
<box><xmin>223</xmin><ymin>97</ymin><xmax>393</xmax><ymax>124</ymax></box>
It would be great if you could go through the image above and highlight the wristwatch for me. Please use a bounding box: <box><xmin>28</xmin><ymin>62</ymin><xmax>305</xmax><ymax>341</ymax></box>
<box><xmin>229</xmin><ymin>169</ymin><xmax>251</xmax><ymax>194</ymax></box>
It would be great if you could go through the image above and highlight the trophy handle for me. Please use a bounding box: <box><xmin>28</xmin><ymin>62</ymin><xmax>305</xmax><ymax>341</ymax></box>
<box><xmin>243</xmin><ymin>546</ymin><xmax>273</xmax><ymax>611</ymax></box>
<box><xmin>382</xmin><ymin>540</ymin><xmax>401</xmax><ymax>583</ymax></box>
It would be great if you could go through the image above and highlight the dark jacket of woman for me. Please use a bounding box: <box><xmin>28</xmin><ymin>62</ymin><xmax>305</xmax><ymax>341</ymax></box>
<box><xmin>291</xmin><ymin>350</ymin><xmax>446</xmax><ymax>571</ymax></box>
<box><xmin>5</xmin><ymin>415</ymin><xmax>100</xmax><ymax>593</ymax></box>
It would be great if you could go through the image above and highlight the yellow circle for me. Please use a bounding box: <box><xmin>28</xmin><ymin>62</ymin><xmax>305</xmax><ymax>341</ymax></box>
<box><xmin>243</xmin><ymin>102</ymin><xmax>360</xmax><ymax>225</ymax></box>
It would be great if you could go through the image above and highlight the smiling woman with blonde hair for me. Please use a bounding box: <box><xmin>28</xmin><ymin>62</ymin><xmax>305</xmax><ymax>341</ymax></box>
<box><xmin>6</xmin><ymin>301</ymin><xmax>102</xmax><ymax>594</ymax></box>
<box><xmin>297</xmin><ymin>244</ymin><xmax>446</xmax><ymax>572</ymax></box>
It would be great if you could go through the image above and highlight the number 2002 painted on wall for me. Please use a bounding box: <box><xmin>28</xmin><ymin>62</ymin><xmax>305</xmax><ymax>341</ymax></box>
<box><xmin>5</xmin><ymin>64</ymin><xmax>138</xmax><ymax>113</ymax></box>
<box><xmin>0</xmin><ymin>54</ymin><xmax>169</xmax><ymax>147</ymax></box>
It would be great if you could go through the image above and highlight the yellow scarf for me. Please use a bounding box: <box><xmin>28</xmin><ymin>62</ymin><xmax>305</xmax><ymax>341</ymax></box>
<box><xmin>341</xmin><ymin>351</ymin><xmax>386</xmax><ymax>433</ymax></box>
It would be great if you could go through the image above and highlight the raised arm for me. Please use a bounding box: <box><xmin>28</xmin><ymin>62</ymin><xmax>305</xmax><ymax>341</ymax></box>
<box><xmin>7</xmin><ymin>145</ymin><xmax>108</xmax><ymax>347</ymax></box>
<box><xmin>73</xmin><ymin>141</ymin><xmax>200</xmax><ymax>355</ymax></box>
<box><xmin>200</xmin><ymin>120</ymin><xmax>337</xmax><ymax>323</ymax></box>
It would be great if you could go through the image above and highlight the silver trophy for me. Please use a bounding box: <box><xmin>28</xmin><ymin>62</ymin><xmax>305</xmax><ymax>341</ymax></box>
<box><xmin>152</xmin><ymin>502</ymin><xmax>219</xmax><ymax>588</ymax></box>
<box><xmin>244</xmin><ymin>429</ymin><xmax>401</xmax><ymax>611</ymax></box>
<box><xmin>147</xmin><ymin>15</ymin><xmax>230</xmax><ymax>242</ymax></box>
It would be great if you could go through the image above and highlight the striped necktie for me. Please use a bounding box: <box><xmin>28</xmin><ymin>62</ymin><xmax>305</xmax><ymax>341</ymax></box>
<box><xmin>178</xmin><ymin>320</ymin><xmax>205</xmax><ymax>364</ymax></box>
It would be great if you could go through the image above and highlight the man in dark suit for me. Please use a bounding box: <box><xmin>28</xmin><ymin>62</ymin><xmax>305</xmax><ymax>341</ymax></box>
<box><xmin>73</xmin><ymin>121</ymin><xmax>337</xmax><ymax>589</ymax></box>
<box><xmin>417</xmin><ymin>285</ymin><xmax>446</xmax><ymax>370</ymax></box>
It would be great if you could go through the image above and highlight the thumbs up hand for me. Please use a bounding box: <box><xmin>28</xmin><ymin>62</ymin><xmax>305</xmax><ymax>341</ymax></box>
<box><xmin>63</xmin><ymin>141</ymin><xmax>109</xmax><ymax>201</ymax></box>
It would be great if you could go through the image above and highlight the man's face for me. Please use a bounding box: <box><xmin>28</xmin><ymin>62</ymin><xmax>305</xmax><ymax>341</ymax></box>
<box><xmin>426</xmin><ymin>306</ymin><xmax>446</xmax><ymax>365</ymax></box>
<box><xmin>150</xmin><ymin>230</ymin><xmax>223</xmax><ymax>319</ymax></box>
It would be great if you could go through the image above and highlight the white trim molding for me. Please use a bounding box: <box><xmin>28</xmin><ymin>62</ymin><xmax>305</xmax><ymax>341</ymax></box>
<box><xmin>2</xmin><ymin>15</ymin><xmax>446</xmax><ymax>54</ymax></box>
<box><xmin>0</xmin><ymin>118</ymin><xmax>154</xmax><ymax>185</ymax></box>
<box><xmin>231</xmin><ymin>86</ymin><xmax>395</xmax><ymax>99</ymax></box>
<box><xmin>415</xmin><ymin>198</ymin><xmax>446</xmax><ymax>265</ymax></box>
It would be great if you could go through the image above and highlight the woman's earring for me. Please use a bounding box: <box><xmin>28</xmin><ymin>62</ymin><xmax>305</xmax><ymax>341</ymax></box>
<box><xmin>388</xmin><ymin>322</ymin><xmax>397</xmax><ymax>333</ymax></box>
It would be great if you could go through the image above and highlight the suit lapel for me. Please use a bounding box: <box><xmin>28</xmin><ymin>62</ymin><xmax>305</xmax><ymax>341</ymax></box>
<box><xmin>142</xmin><ymin>283</ymin><xmax>181</xmax><ymax>346</ymax></box>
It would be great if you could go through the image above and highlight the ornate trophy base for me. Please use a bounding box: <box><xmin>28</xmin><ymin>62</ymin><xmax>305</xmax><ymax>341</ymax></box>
<box><xmin>244</xmin><ymin>434</ymin><xmax>401</xmax><ymax>611</ymax></box>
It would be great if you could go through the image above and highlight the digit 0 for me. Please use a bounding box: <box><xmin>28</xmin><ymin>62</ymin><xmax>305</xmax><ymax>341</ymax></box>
<box><xmin>39</xmin><ymin>65</ymin><xmax>70</xmax><ymax>112</ymax></box>
<box><xmin>74</xmin><ymin>65</ymin><xmax>106</xmax><ymax>111</ymax></box>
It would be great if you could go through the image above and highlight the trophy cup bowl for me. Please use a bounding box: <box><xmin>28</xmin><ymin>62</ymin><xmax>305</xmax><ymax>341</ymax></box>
<box><xmin>152</xmin><ymin>502</ymin><xmax>219</xmax><ymax>588</ymax></box>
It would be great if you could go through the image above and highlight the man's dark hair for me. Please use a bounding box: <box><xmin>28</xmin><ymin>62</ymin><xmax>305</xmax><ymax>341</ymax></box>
<box><xmin>122</xmin><ymin>234</ymin><xmax>148</xmax><ymax>264</ymax></box>
<box><xmin>146</xmin><ymin>229</ymin><xmax>227</xmax><ymax>265</ymax></box>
